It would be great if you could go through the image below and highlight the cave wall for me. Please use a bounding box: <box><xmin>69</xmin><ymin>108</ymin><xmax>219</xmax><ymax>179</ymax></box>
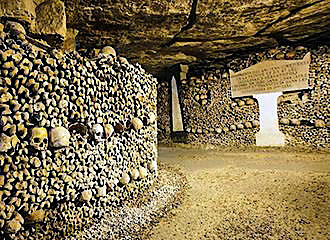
<box><xmin>158</xmin><ymin>45</ymin><xmax>329</xmax><ymax>149</ymax></box>
<box><xmin>0</xmin><ymin>0</ymin><xmax>72</xmax><ymax>49</ymax></box>
<box><xmin>0</xmin><ymin>21</ymin><xmax>158</xmax><ymax>239</ymax></box>
<box><xmin>1</xmin><ymin>0</ymin><xmax>329</xmax><ymax>75</ymax></box>
<box><xmin>66</xmin><ymin>0</ymin><xmax>330</xmax><ymax>75</ymax></box>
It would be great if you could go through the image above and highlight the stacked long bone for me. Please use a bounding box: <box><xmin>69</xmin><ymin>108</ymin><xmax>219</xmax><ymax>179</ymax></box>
<box><xmin>0</xmin><ymin>22</ymin><xmax>158</xmax><ymax>239</ymax></box>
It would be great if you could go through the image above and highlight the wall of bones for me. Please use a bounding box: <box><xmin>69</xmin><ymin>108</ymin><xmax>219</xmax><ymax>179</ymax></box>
<box><xmin>157</xmin><ymin>45</ymin><xmax>329</xmax><ymax>149</ymax></box>
<box><xmin>0</xmin><ymin>22</ymin><xmax>158</xmax><ymax>239</ymax></box>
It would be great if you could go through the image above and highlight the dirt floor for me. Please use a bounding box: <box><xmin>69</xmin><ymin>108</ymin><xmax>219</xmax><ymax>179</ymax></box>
<box><xmin>147</xmin><ymin>146</ymin><xmax>330</xmax><ymax>240</ymax></box>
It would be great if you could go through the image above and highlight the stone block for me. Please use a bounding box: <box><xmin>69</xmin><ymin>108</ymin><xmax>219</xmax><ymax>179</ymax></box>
<box><xmin>34</xmin><ymin>0</ymin><xmax>66</xmax><ymax>38</ymax></box>
<box><xmin>0</xmin><ymin>0</ymin><xmax>36</xmax><ymax>25</ymax></box>
<box><xmin>180</xmin><ymin>72</ymin><xmax>187</xmax><ymax>81</ymax></box>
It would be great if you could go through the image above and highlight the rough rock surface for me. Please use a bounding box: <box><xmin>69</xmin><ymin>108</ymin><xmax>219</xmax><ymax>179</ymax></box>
<box><xmin>34</xmin><ymin>0</ymin><xmax>66</xmax><ymax>38</ymax></box>
<box><xmin>0</xmin><ymin>0</ymin><xmax>36</xmax><ymax>25</ymax></box>
<box><xmin>65</xmin><ymin>0</ymin><xmax>330</xmax><ymax>75</ymax></box>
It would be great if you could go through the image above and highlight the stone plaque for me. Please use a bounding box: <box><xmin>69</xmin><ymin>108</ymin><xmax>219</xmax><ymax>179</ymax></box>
<box><xmin>230</xmin><ymin>53</ymin><xmax>311</xmax><ymax>98</ymax></box>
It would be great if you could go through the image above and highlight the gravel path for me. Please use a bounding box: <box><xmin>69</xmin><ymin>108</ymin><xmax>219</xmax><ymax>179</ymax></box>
<box><xmin>67</xmin><ymin>165</ymin><xmax>187</xmax><ymax>240</ymax></box>
<box><xmin>69</xmin><ymin>147</ymin><xmax>329</xmax><ymax>240</ymax></box>
<box><xmin>148</xmin><ymin>147</ymin><xmax>330</xmax><ymax>240</ymax></box>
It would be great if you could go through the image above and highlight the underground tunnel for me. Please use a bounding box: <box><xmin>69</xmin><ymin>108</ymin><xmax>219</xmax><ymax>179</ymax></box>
<box><xmin>0</xmin><ymin>0</ymin><xmax>329</xmax><ymax>239</ymax></box>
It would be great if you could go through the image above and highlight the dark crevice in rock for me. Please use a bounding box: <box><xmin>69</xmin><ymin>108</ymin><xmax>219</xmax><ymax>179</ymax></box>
<box><xmin>254</xmin><ymin>0</ymin><xmax>326</xmax><ymax>36</ymax></box>
<box><xmin>205</xmin><ymin>46</ymin><xmax>272</xmax><ymax>68</ymax></box>
<box><xmin>25</xmin><ymin>35</ymin><xmax>55</xmax><ymax>52</ymax></box>
<box><xmin>163</xmin><ymin>0</ymin><xmax>198</xmax><ymax>47</ymax></box>
<box><xmin>268</xmin><ymin>33</ymin><xmax>292</xmax><ymax>46</ymax></box>
<box><xmin>27</xmin><ymin>31</ymin><xmax>64</xmax><ymax>48</ymax></box>
<box><xmin>295</xmin><ymin>30</ymin><xmax>330</xmax><ymax>46</ymax></box>
<box><xmin>0</xmin><ymin>16</ymin><xmax>29</xmax><ymax>30</ymax></box>
<box><xmin>172</xmin><ymin>36</ymin><xmax>250</xmax><ymax>43</ymax></box>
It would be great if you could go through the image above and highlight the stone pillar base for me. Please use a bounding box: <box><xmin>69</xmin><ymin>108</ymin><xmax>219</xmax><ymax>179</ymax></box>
<box><xmin>254</xmin><ymin>92</ymin><xmax>285</xmax><ymax>147</ymax></box>
<box><xmin>256</xmin><ymin>131</ymin><xmax>285</xmax><ymax>146</ymax></box>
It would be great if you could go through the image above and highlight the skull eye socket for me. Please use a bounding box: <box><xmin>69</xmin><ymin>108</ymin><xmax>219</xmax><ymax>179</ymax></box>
<box><xmin>34</xmin><ymin>137</ymin><xmax>40</xmax><ymax>143</ymax></box>
<box><xmin>43</xmin><ymin>138</ymin><xmax>48</xmax><ymax>144</ymax></box>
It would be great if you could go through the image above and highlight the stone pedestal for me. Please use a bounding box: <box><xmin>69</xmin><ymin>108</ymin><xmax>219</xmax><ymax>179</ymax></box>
<box><xmin>254</xmin><ymin>92</ymin><xmax>285</xmax><ymax>146</ymax></box>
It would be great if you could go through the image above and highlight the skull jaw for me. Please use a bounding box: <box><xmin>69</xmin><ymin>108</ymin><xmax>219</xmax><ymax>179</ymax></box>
<box><xmin>51</xmin><ymin>138</ymin><xmax>70</xmax><ymax>148</ymax></box>
<box><xmin>94</xmin><ymin>137</ymin><xmax>104</xmax><ymax>143</ymax></box>
<box><xmin>31</xmin><ymin>142</ymin><xmax>48</xmax><ymax>151</ymax></box>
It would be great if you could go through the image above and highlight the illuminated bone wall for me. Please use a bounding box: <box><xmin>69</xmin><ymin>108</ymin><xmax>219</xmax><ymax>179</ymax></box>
<box><xmin>0</xmin><ymin>22</ymin><xmax>157</xmax><ymax>239</ymax></box>
<box><xmin>158</xmin><ymin>46</ymin><xmax>329</xmax><ymax>150</ymax></box>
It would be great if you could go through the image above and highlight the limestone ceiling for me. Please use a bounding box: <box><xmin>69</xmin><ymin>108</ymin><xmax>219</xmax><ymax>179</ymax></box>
<box><xmin>65</xmin><ymin>0</ymin><xmax>330</xmax><ymax>75</ymax></box>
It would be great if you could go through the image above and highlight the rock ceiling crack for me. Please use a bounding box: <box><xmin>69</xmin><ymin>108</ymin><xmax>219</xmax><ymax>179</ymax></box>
<box><xmin>254</xmin><ymin>0</ymin><xmax>327</xmax><ymax>37</ymax></box>
<box><xmin>163</xmin><ymin>0</ymin><xmax>199</xmax><ymax>47</ymax></box>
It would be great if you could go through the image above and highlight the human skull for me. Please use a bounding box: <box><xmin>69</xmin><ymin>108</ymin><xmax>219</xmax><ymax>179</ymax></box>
<box><xmin>7</xmin><ymin>21</ymin><xmax>26</xmax><ymax>34</ymax></box>
<box><xmin>131</xmin><ymin>118</ymin><xmax>143</xmax><ymax>130</ymax></box>
<box><xmin>131</xmin><ymin>168</ymin><xmax>140</xmax><ymax>180</ymax></box>
<box><xmin>148</xmin><ymin>160</ymin><xmax>158</xmax><ymax>172</ymax></box>
<box><xmin>92</xmin><ymin>124</ymin><xmax>104</xmax><ymax>142</ymax></box>
<box><xmin>50</xmin><ymin>127</ymin><xmax>70</xmax><ymax>148</ymax></box>
<box><xmin>148</xmin><ymin>112</ymin><xmax>156</xmax><ymax>124</ymax></box>
<box><xmin>100</xmin><ymin>46</ymin><xmax>116</xmax><ymax>57</ymax></box>
<box><xmin>30</xmin><ymin>127</ymin><xmax>48</xmax><ymax>150</ymax></box>
<box><xmin>68</xmin><ymin>123</ymin><xmax>88</xmax><ymax>136</ymax></box>
<box><xmin>139</xmin><ymin>167</ymin><xmax>148</xmax><ymax>179</ymax></box>
<box><xmin>104</xmin><ymin>124</ymin><xmax>114</xmax><ymax>139</ymax></box>
<box><xmin>96</xmin><ymin>186</ymin><xmax>107</xmax><ymax>197</ymax></box>
<box><xmin>81</xmin><ymin>190</ymin><xmax>92</xmax><ymax>202</ymax></box>
<box><xmin>5</xmin><ymin>219</ymin><xmax>22</xmax><ymax>233</ymax></box>
<box><xmin>119</xmin><ymin>172</ymin><xmax>130</xmax><ymax>185</ymax></box>
<box><xmin>119</xmin><ymin>57</ymin><xmax>129</xmax><ymax>65</ymax></box>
